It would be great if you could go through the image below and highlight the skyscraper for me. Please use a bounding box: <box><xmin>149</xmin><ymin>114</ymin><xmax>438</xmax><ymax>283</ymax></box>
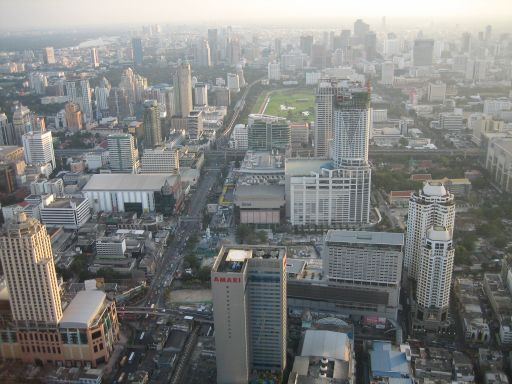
<box><xmin>195</xmin><ymin>39</ymin><xmax>212</xmax><ymax>67</ymax></box>
<box><xmin>381</xmin><ymin>61</ymin><xmax>395</xmax><ymax>85</ymax></box>
<box><xmin>0</xmin><ymin>113</ymin><xmax>16</xmax><ymax>146</ymax></box>
<box><xmin>132</xmin><ymin>37</ymin><xmax>143</xmax><ymax>66</ymax></box>
<box><xmin>248</xmin><ymin>114</ymin><xmax>290</xmax><ymax>152</ymax></box>
<box><xmin>0</xmin><ymin>213</ymin><xmax>120</xmax><ymax>366</ymax></box>
<box><xmin>65</xmin><ymin>80</ymin><xmax>93</xmax><ymax>123</ymax></box>
<box><xmin>413</xmin><ymin>39</ymin><xmax>435</xmax><ymax>67</ymax></box>
<box><xmin>193</xmin><ymin>82</ymin><xmax>208</xmax><ymax>107</ymax></box>
<box><xmin>42</xmin><ymin>47</ymin><xmax>56</xmax><ymax>64</ymax></box>
<box><xmin>65</xmin><ymin>102</ymin><xmax>83</xmax><ymax>131</ymax></box>
<box><xmin>22</xmin><ymin>131</ymin><xmax>56</xmax><ymax>170</ymax></box>
<box><xmin>354</xmin><ymin>19</ymin><xmax>370</xmax><ymax>39</ymax></box>
<box><xmin>208</xmin><ymin>28</ymin><xmax>218</xmax><ymax>64</ymax></box>
<box><xmin>292</xmin><ymin>81</ymin><xmax>371</xmax><ymax>226</ymax></box>
<box><xmin>211</xmin><ymin>245</ymin><xmax>287</xmax><ymax>384</ymax></box>
<box><xmin>415</xmin><ymin>227</ymin><xmax>454</xmax><ymax>327</ymax></box>
<box><xmin>90</xmin><ymin>47</ymin><xmax>100</xmax><ymax>68</ymax></box>
<box><xmin>299</xmin><ymin>35</ymin><xmax>314</xmax><ymax>56</ymax></box>
<box><xmin>0</xmin><ymin>213</ymin><xmax>62</xmax><ymax>325</ymax></box>
<box><xmin>364</xmin><ymin>32</ymin><xmax>377</xmax><ymax>61</ymax></box>
<box><xmin>12</xmin><ymin>105</ymin><xmax>32</xmax><ymax>145</ymax></box>
<box><xmin>173</xmin><ymin>63</ymin><xmax>193</xmax><ymax>118</ymax></box>
<box><xmin>404</xmin><ymin>181</ymin><xmax>455</xmax><ymax>281</ymax></box>
<box><xmin>107</xmin><ymin>133</ymin><xmax>139</xmax><ymax>173</ymax></box>
<box><xmin>143</xmin><ymin>100</ymin><xmax>162</xmax><ymax>148</ymax></box>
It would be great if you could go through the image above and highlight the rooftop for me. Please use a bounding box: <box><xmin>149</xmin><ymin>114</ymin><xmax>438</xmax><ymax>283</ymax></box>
<box><xmin>83</xmin><ymin>174</ymin><xmax>179</xmax><ymax>191</ymax></box>
<box><xmin>213</xmin><ymin>245</ymin><xmax>286</xmax><ymax>273</ymax></box>
<box><xmin>43</xmin><ymin>197</ymin><xmax>87</xmax><ymax>209</ymax></box>
<box><xmin>60</xmin><ymin>290</ymin><xmax>107</xmax><ymax>328</ymax></box>
<box><xmin>422</xmin><ymin>181</ymin><xmax>448</xmax><ymax>197</ymax></box>
<box><xmin>301</xmin><ymin>330</ymin><xmax>350</xmax><ymax>361</ymax></box>
<box><xmin>370</xmin><ymin>341</ymin><xmax>410</xmax><ymax>379</ymax></box>
<box><xmin>325</xmin><ymin>230</ymin><xmax>404</xmax><ymax>247</ymax></box>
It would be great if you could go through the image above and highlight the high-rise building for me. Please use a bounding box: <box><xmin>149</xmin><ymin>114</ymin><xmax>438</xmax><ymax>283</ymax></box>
<box><xmin>381</xmin><ymin>61</ymin><xmax>395</xmax><ymax>85</ymax></box>
<box><xmin>0</xmin><ymin>213</ymin><xmax>62</xmax><ymax>325</ymax></box>
<box><xmin>65</xmin><ymin>80</ymin><xmax>93</xmax><ymax>123</ymax></box>
<box><xmin>364</xmin><ymin>32</ymin><xmax>377</xmax><ymax>60</ymax></box>
<box><xmin>208</xmin><ymin>28</ymin><xmax>219</xmax><ymax>64</ymax></box>
<box><xmin>143</xmin><ymin>100</ymin><xmax>162</xmax><ymax>148</ymax></box>
<box><xmin>132</xmin><ymin>37</ymin><xmax>143</xmax><ymax>66</ymax></box>
<box><xmin>107</xmin><ymin>133</ymin><xmax>139</xmax><ymax>173</ymax></box>
<box><xmin>22</xmin><ymin>131</ymin><xmax>56</xmax><ymax>170</ymax></box>
<box><xmin>90</xmin><ymin>47</ymin><xmax>100</xmax><ymax>68</ymax></box>
<box><xmin>414</xmin><ymin>227</ymin><xmax>454</xmax><ymax>327</ymax></box>
<box><xmin>404</xmin><ymin>181</ymin><xmax>455</xmax><ymax>281</ymax></box>
<box><xmin>332</xmin><ymin>87</ymin><xmax>371</xmax><ymax>168</ymax></box>
<box><xmin>294</xmin><ymin>81</ymin><xmax>371</xmax><ymax>226</ymax></box>
<box><xmin>173</xmin><ymin>63</ymin><xmax>193</xmax><ymax>118</ymax></box>
<box><xmin>226</xmin><ymin>73</ymin><xmax>240</xmax><ymax>93</ymax></box>
<box><xmin>12</xmin><ymin>105</ymin><xmax>32</xmax><ymax>145</ymax></box>
<box><xmin>0</xmin><ymin>113</ymin><xmax>16</xmax><ymax>146</ymax></box>
<box><xmin>413</xmin><ymin>39</ymin><xmax>434</xmax><ymax>67</ymax></box>
<box><xmin>65</xmin><ymin>102</ymin><xmax>83</xmax><ymax>131</ymax></box>
<box><xmin>195</xmin><ymin>39</ymin><xmax>212</xmax><ymax>67</ymax></box>
<box><xmin>427</xmin><ymin>82</ymin><xmax>446</xmax><ymax>102</ymax></box>
<box><xmin>231</xmin><ymin>124</ymin><xmax>248</xmax><ymax>150</ymax></box>
<box><xmin>354</xmin><ymin>19</ymin><xmax>370</xmax><ymax>39</ymax></box>
<box><xmin>141</xmin><ymin>146</ymin><xmax>179</xmax><ymax>174</ymax></box>
<box><xmin>268</xmin><ymin>61</ymin><xmax>281</xmax><ymax>81</ymax></box>
<box><xmin>274</xmin><ymin>38</ymin><xmax>282</xmax><ymax>57</ymax></box>
<box><xmin>43</xmin><ymin>47</ymin><xmax>56</xmax><ymax>64</ymax></box>
<box><xmin>248</xmin><ymin>114</ymin><xmax>290</xmax><ymax>152</ymax></box>
<box><xmin>299</xmin><ymin>35</ymin><xmax>314</xmax><ymax>56</ymax></box>
<box><xmin>186</xmin><ymin>110</ymin><xmax>203</xmax><ymax>140</ymax></box>
<box><xmin>193</xmin><ymin>82</ymin><xmax>208</xmax><ymax>107</ymax></box>
<box><xmin>227</xmin><ymin>37</ymin><xmax>241</xmax><ymax>66</ymax></box>
<box><xmin>0</xmin><ymin>213</ymin><xmax>120</xmax><ymax>366</ymax></box>
<box><xmin>108</xmin><ymin>87</ymin><xmax>132</xmax><ymax>119</ymax></box>
<box><xmin>211</xmin><ymin>245</ymin><xmax>287</xmax><ymax>384</ymax></box>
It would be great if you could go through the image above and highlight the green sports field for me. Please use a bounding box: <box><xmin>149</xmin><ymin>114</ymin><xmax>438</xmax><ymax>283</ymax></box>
<box><xmin>253</xmin><ymin>87</ymin><xmax>315</xmax><ymax>122</ymax></box>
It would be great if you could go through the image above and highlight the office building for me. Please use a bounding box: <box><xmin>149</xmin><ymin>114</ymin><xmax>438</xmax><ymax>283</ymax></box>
<box><xmin>195</xmin><ymin>39</ymin><xmax>212</xmax><ymax>67</ymax></box>
<box><xmin>193</xmin><ymin>82</ymin><xmax>208</xmax><ymax>107</ymax></box>
<box><xmin>30</xmin><ymin>178</ymin><xmax>64</xmax><ymax>197</ymax></box>
<box><xmin>173</xmin><ymin>63</ymin><xmax>193</xmax><ymax>118</ymax></box>
<box><xmin>82</xmin><ymin>174</ymin><xmax>183</xmax><ymax>215</ymax></box>
<box><xmin>108</xmin><ymin>87</ymin><xmax>132</xmax><ymax>119</ymax></box>
<box><xmin>354</xmin><ymin>19</ymin><xmax>370</xmax><ymax>39</ymax></box>
<box><xmin>414</xmin><ymin>227</ymin><xmax>454</xmax><ymax>329</ymax></box>
<box><xmin>486</xmin><ymin>137</ymin><xmax>512</xmax><ymax>192</ymax></box>
<box><xmin>231</xmin><ymin>124</ymin><xmax>248</xmax><ymax>150</ymax></box>
<box><xmin>404</xmin><ymin>181</ymin><xmax>455</xmax><ymax>281</ymax></box>
<box><xmin>0</xmin><ymin>163</ymin><xmax>16</xmax><ymax>193</ymax></box>
<box><xmin>43</xmin><ymin>47</ymin><xmax>56</xmax><ymax>64</ymax></box>
<box><xmin>0</xmin><ymin>113</ymin><xmax>16</xmax><ymax>146</ymax></box>
<box><xmin>0</xmin><ymin>214</ymin><xmax>120</xmax><ymax>367</ymax></box>
<box><xmin>268</xmin><ymin>61</ymin><xmax>281</xmax><ymax>81</ymax></box>
<box><xmin>332</xmin><ymin>87</ymin><xmax>371</xmax><ymax>168</ymax></box>
<box><xmin>314</xmin><ymin>79</ymin><xmax>342</xmax><ymax>157</ymax></box>
<box><xmin>413</xmin><ymin>39</ymin><xmax>434</xmax><ymax>67</ymax></box>
<box><xmin>439</xmin><ymin>112</ymin><xmax>463</xmax><ymax>131</ymax></box>
<box><xmin>65</xmin><ymin>80</ymin><xmax>93</xmax><ymax>124</ymax></box>
<box><xmin>12</xmin><ymin>105</ymin><xmax>32</xmax><ymax>145</ymax></box>
<box><xmin>248</xmin><ymin>114</ymin><xmax>290</xmax><ymax>152</ymax></box>
<box><xmin>212</xmin><ymin>245</ymin><xmax>287</xmax><ymax>383</ymax></box>
<box><xmin>364</xmin><ymin>32</ymin><xmax>377</xmax><ymax>60</ymax></box>
<box><xmin>428</xmin><ymin>82</ymin><xmax>446</xmax><ymax>103</ymax></box>
<box><xmin>381</xmin><ymin>61</ymin><xmax>394</xmax><ymax>85</ymax></box>
<box><xmin>40</xmin><ymin>197</ymin><xmax>91</xmax><ymax>229</ymax></box>
<box><xmin>140</xmin><ymin>146</ymin><xmax>179</xmax><ymax>174</ymax></box>
<box><xmin>208</xmin><ymin>29</ymin><xmax>218</xmax><ymax>64</ymax></box>
<box><xmin>65</xmin><ymin>102</ymin><xmax>83</xmax><ymax>131</ymax></box>
<box><xmin>290</xmin><ymin>123</ymin><xmax>309</xmax><ymax>149</ymax></box>
<box><xmin>187</xmin><ymin>110</ymin><xmax>203</xmax><ymax>140</ymax></box>
<box><xmin>300</xmin><ymin>35</ymin><xmax>314</xmax><ymax>55</ymax></box>
<box><xmin>22</xmin><ymin>131</ymin><xmax>56</xmax><ymax>170</ymax></box>
<box><xmin>143</xmin><ymin>100</ymin><xmax>162</xmax><ymax>148</ymax></box>
<box><xmin>107</xmin><ymin>133</ymin><xmax>139</xmax><ymax>174</ymax></box>
<box><xmin>90</xmin><ymin>47</ymin><xmax>99</xmax><ymax>68</ymax></box>
<box><xmin>227</xmin><ymin>73</ymin><xmax>240</xmax><ymax>93</ymax></box>
<box><xmin>290</xmin><ymin>166</ymin><xmax>371</xmax><ymax>225</ymax></box>
<box><xmin>324</xmin><ymin>230</ymin><xmax>403</xmax><ymax>287</ymax></box>
<box><xmin>132</xmin><ymin>38</ymin><xmax>143</xmax><ymax>66</ymax></box>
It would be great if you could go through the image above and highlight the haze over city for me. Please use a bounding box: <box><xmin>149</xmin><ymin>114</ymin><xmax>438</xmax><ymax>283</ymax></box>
<box><xmin>1</xmin><ymin>0</ymin><xmax>512</xmax><ymax>383</ymax></box>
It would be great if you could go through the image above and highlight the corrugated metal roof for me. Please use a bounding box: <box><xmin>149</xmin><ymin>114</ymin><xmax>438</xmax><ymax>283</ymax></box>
<box><xmin>83</xmin><ymin>174</ymin><xmax>179</xmax><ymax>191</ymax></box>
<box><xmin>60</xmin><ymin>290</ymin><xmax>106</xmax><ymax>328</ymax></box>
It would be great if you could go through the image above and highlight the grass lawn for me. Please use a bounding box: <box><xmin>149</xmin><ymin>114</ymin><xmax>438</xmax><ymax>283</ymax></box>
<box><xmin>253</xmin><ymin>87</ymin><xmax>315</xmax><ymax>122</ymax></box>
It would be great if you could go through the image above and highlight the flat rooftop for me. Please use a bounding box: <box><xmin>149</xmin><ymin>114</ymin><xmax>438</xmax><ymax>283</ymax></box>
<box><xmin>60</xmin><ymin>290</ymin><xmax>107</xmax><ymax>329</ymax></box>
<box><xmin>214</xmin><ymin>245</ymin><xmax>286</xmax><ymax>273</ymax></box>
<box><xmin>43</xmin><ymin>197</ymin><xmax>87</xmax><ymax>209</ymax></box>
<box><xmin>83</xmin><ymin>174</ymin><xmax>179</xmax><ymax>191</ymax></box>
<box><xmin>325</xmin><ymin>230</ymin><xmax>404</xmax><ymax>247</ymax></box>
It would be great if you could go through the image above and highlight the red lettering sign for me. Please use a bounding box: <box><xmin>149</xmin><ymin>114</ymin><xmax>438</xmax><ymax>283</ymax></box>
<box><xmin>213</xmin><ymin>277</ymin><xmax>241</xmax><ymax>283</ymax></box>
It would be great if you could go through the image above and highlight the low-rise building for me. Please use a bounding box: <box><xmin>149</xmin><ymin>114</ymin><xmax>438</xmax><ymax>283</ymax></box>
<box><xmin>233</xmin><ymin>184</ymin><xmax>285</xmax><ymax>225</ymax></box>
<box><xmin>483</xmin><ymin>273</ymin><xmax>512</xmax><ymax>345</ymax></box>
<box><xmin>40</xmin><ymin>197</ymin><xmax>91</xmax><ymax>229</ymax></box>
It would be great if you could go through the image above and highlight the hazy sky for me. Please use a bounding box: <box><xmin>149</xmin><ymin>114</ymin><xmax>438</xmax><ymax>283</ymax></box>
<box><xmin>3</xmin><ymin>0</ymin><xmax>512</xmax><ymax>30</ymax></box>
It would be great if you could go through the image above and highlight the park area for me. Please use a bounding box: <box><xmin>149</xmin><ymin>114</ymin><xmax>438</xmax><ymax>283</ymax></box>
<box><xmin>253</xmin><ymin>87</ymin><xmax>315</xmax><ymax>122</ymax></box>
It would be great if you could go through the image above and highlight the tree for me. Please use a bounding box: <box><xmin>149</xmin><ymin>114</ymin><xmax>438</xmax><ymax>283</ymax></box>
<box><xmin>256</xmin><ymin>230</ymin><xmax>268</xmax><ymax>244</ymax></box>
<box><xmin>236</xmin><ymin>225</ymin><xmax>251</xmax><ymax>243</ymax></box>
<box><xmin>399</xmin><ymin>137</ymin><xmax>409</xmax><ymax>147</ymax></box>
